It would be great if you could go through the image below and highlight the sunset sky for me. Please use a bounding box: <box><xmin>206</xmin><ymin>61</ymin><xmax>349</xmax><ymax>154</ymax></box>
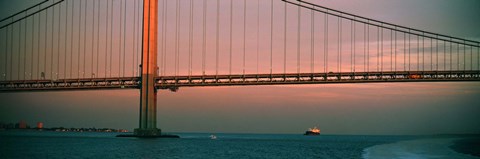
<box><xmin>1</xmin><ymin>0</ymin><xmax>479</xmax><ymax>135</ymax></box>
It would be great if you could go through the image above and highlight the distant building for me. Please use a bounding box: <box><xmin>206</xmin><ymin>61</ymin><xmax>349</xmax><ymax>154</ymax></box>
<box><xmin>18</xmin><ymin>120</ymin><xmax>27</xmax><ymax>129</ymax></box>
<box><xmin>37</xmin><ymin>122</ymin><xmax>44</xmax><ymax>129</ymax></box>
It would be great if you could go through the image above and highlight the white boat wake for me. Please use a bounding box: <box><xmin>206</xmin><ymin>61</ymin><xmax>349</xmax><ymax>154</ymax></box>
<box><xmin>363</xmin><ymin>138</ymin><xmax>480</xmax><ymax>159</ymax></box>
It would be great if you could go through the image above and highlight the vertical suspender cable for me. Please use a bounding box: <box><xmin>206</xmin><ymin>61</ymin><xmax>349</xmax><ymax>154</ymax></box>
<box><xmin>470</xmin><ymin>45</ymin><xmax>472</xmax><ymax>70</ymax></box>
<box><xmin>10</xmin><ymin>22</ymin><xmax>14</xmax><ymax>80</ymax></box>
<box><xmin>96</xmin><ymin>0</ymin><xmax>100</xmax><ymax>77</ymax></box>
<box><xmin>297</xmin><ymin>3</ymin><xmax>300</xmax><ymax>74</ymax></box>
<box><xmin>57</xmin><ymin>4</ymin><xmax>61</xmax><ymax>79</ymax></box>
<box><xmin>16</xmin><ymin>21</ymin><xmax>19</xmax><ymax>80</ymax></box>
<box><xmin>132</xmin><ymin>0</ymin><xmax>137</xmax><ymax>76</ymax></box>
<box><xmin>229</xmin><ymin>0</ymin><xmax>233</xmax><ymax>75</ymax></box>
<box><xmin>436</xmin><ymin>36</ymin><xmax>438</xmax><ymax>70</ymax></box>
<box><xmin>141</xmin><ymin>0</ymin><xmax>144</xmax><ymax>76</ymax></box>
<box><xmin>177</xmin><ymin>0</ymin><xmax>181</xmax><ymax>76</ymax></box>
<box><xmin>430</xmin><ymin>38</ymin><xmax>433</xmax><ymax>71</ymax></box>
<box><xmin>256</xmin><ymin>0</ymin><xmax>259</xmax><ymax>74</ymax></box>
<box><xmin>6</xmin><ymin>25</ymin><xmax>8</xmax><ymax>80</ymax></box>
<box><xmin>380</xmin><ymin>25</ymin><xmax>383</xmax><ymax>72</ymax></box>
<box><xmin>3</xmin><ymin>25</ymin><xmax>5</xmax><ymax>79</ymax></box>
<box><xmin>351</xmin><ymin>20</ymin><xmax>353</xmax><ymax>72</ymax></box>
<box><xmin>9</xmin><ymin>22</ymin><xmax>13</xmax><ymax>80</ymax></box>
<box><xmin>66</xmin><ymin>0</ymin><xmax>72</xmax><ymax>78</ymax></box>
<box><xmin>469</xmin><ymin>44</ymin><xmax>472</xmax><ymax>70</ymax></box>
<box><xmin>390</xmin><ymin>30</ymin><xmax>392</xmax><ymax>71</ymax></box>
<box><xmin>3</xmin><ymin>27</ymin><xmax>6</xmax><ymax>80</ymax></box>
<box><xmin>62</xmin><ymin>0</ymin><xmax>66</xmax><ymax>78</ymax></box>
<box><xmin>395</xmin><ymin>30</ymin><xmax>397</xmax><ymax>72</ymax></box>
<box><xmin>17</xmin><ymin>18</ymin><xmax>23</xmax><ymax>80</ymax></box>
<box><xmin>353</xmin><ymin>18</ymin><xmax>355</xmax><ymax>72</ymax></box>
<box><xmin>109</xmin><ymin>0</ymin><xmax>114</xmax><ymax>77</ymax></box>
<box><xmin>363</xmin><ymin>24</ymin><xmax>370</xmax><ymax>72</ymax></box>
<box><xmin>162</xmin><ymin>0</ymin><xmax>167</xmax><ymax>76</ymax></box>
<box><xmin>83</xmin><ymin>0</ymin><xmax>87</xmax><ymax>78</ymax></box>
<box><xmin>20</xmin><ymin>18</ymin><xmax>23</xmax><ymax>80</ymax></box>
<box><xmin>2</xmin><ymin>28</ymin><xmax>5</xmax><ymax>79</ymax></box>
<box><xmin>311</xmin><ymin>7</ymin><xmax>316</xmax><ymax>73</ymax></box>
<box><xmin>52</xmin><ymin>3</ymin><xmax>58</xmax><ymax>79</ymax></box>
<box><xmin>417</xmin><ymin>35</ymin><xmax>419</xmax><ymax>71</ymax></box>
<box><xmin>159</xmin><ymin>0</ymin><xmax>163</xmax><ymax>76</ymax></box>
<box><xmin>174</xmin><ymin>0</ymin><xmax>179</xmax><ymax>76</ymax></box>
<box><xmin>19</xmin><ymin>17</ymin><xmax>22</xmax><ymax>80</ymax></box>
<box><xmin>70</xmin><ymin>1</ymin><xmax>74</xmax><ymax>78</ymax></box>
<box><xmin>450</xmin><ymin>40</ymin><xmax>452</xmax><ymax>71</ymax></box>
<box><xmin>366</xmin><ymin>22</ymin><xmax>368</xmax><ymax>72</ymax></box>
<box><xmin>189</xmin><ymin>0</ymin><xmax>193</xmax><ymax>76</ymax></box>
<box><xmin>463</xmin><ymin>42</ymin><xmax>466</xmax><ymax>70</ymax></box>
<box><xmin>202</xmin><ymin>0</ymin><xmax>206</xmax><ymax>75</ymax></box>
<box><xmin>404</xmin><ymin>32</ymin><xmax>406</xmax><ymax>71</ymax></box>
<box><xmin>17</xmin><ymin>13</ymin><xmax>23</xmax><ymax>79</ymax></box>
<box><xmin>376</xmin><ymin>25</ymin><xmax>379</xmax><ymax>72</ymax></box>
<box><xmin>119</xmin><ymin>0</ymin><xmax>123</xmax><ymax>77</ymax></box>
<box><xmin>92</xmin><ymin>0</ymin><xmax>96</xmax><ymax>77</ymax></box>
<box><xmin>243</xmin><ymin>0</ymin><xmax>246</xmax><ymax>75</ymax></box>
<box><xmin>78</xmin><ymin>0</ymin><xmax>82</xmax><ymax>78</ymax></box>
<box><xmin>3</xmin><ymin>22</ymin><xmax>6</xmax><ymax>79</ymax></box>
<box><xmin>105</xmin><ymin>0</ymin><xmax>109</xmax><ymax>78</ymax></box>
<box><xmin>123</xmin><ymin>0</ymin><xmax>126</xmax><ymax>77</ymax></box>
<box><xmin>284</xmin><ymin>2</ymin><xmax>287</xmax><ymax>74</ymax></box>
<box><xmin>457</xmin><ymin>43</ymin><xmax>460</xmax><ymax>70</ymax></box>
<box><xmin>24</xmin><ymin>12</ymin><xmax>28</xmax><ymax>80</ymax></box>
<box><xmin>270</xmin><ymin>0</ymin><xmax>273</xmax><ymax>74</ymax></box>
<box><xmin>51</xmin><ymin>6</ymin><xmax>54</xmax><ymax>79</ymax></box>
<box><xmin>325</xmin><ymin>11</ymin><xmax>328</xmax><ymax>73</ymax></box>
<box><xmin>408</xmin><ymin>30</ymin><xmax>410</xmax><ymax>71</ymax></box>
<box><xmin>422</xmin><ymin>34</ymin><xmax>424</xmax><ymax>71</ymax></box>
<box><xmin>9</xmin><ymin>23</ymin><xmax>13</xmax><ymax>80</ymax></box>
<box><xmin>217</xmin><ymin>0</ymin><xmax>221</xmax><ymax>75</ymax></box>
<box><xmin>164</xmin><ymin>0</ymin><xmax>168</xmax><ymax>76</ymax></box>
<box><xmin>338</xmin><ymin>16</ymin><xmax>341</xmax><ymax>72</ymax></box>
<box><xmin>339</xmin><ymin>15</ymin><xmax>342</xmax><ymax>73</ymax></box>
<box><xmin>443</xmin><ymin>40</ymin><xmax>446</xmax><ymax>71</ymax></box>
<box><xmin>45</xmin><ymin>7</ymin><xmax>48</xmax><ymax>79</ymax></box>
<box><xmin>32</xmin><ymin>9</ymin><xmax>36</xmax><ymax>79</ymax></box>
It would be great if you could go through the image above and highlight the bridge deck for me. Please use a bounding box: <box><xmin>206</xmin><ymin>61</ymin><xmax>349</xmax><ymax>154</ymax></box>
<box><xmin>1</xmin><ymin>71</ymin><xmax>479</xmax><ymax>92</ymax></box>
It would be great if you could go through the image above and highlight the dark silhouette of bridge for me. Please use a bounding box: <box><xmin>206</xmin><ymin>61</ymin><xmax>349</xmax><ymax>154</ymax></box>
<box><xmin>1</xmin><ymin>0</ymin><xmax>479</xmax><ymax>137</ymax></box>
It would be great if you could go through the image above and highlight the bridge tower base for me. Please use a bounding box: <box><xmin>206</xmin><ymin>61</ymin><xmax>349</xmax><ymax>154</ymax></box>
<box><xmin>121</xmin><ymin>0</ymin><xmax>177</xmax><ymax>138</ymax></box>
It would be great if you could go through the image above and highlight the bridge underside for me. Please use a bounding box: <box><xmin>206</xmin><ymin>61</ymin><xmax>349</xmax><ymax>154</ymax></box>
<box><xmin>1</xmin><ymin>71</ymin><xmax>479</xmax><ymax>92</ymax></box>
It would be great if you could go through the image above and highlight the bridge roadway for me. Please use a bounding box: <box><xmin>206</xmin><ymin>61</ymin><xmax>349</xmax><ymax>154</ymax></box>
<box><xmin>1</xmin><ymin>71</ymin><xmax>479</xmax><ymax>92</ymax></box>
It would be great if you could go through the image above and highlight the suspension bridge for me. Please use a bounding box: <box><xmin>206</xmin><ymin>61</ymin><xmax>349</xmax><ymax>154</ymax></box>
<box><xmin>1</xmin><ymin>0</ymin><xmax>479</xmax><ymax>137</ymax></box>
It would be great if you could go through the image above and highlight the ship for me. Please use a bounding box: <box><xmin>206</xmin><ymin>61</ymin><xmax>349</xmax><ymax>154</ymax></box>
<box><xmin>304</xmin><ymin>127</ymin><xmax>320</xmax><ymax>135</ymax></box>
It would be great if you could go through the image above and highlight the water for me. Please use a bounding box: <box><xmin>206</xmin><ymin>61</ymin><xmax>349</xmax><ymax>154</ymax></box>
<box><xmin>0</xmin><ymin>131</ymin><xmax>476</xmax><ymax>159</ymax></box>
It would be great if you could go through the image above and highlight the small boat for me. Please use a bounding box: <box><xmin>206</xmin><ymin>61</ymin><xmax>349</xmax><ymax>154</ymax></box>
<box><xmin>304</xmin><ymin>127</ymin><xmax>320</xmax><ymax>135</ymax></box>
<box><xmin>210</xmin><ymin>135</ymin><xmax>217</xmax><ymax>140</ymax></box>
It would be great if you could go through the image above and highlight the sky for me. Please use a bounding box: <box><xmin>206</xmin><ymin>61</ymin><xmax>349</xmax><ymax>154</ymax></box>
<box><xmin>0</xmin><ymin>0</ymin><xmax>480</xmax><ymax>135</ymax></box>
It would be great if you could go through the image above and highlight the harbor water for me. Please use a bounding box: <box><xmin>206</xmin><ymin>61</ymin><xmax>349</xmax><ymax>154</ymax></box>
<box><xmin>0</xmin><ymin>131</ymin><xmax>478</xmax><ymax>159</ymax></box>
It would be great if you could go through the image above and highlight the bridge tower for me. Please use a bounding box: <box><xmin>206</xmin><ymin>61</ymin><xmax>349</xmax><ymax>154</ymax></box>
<box><xmin>134</xmin><ymin>0</ymin><xmax>160</xmax><ymax>136</ymax></box>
